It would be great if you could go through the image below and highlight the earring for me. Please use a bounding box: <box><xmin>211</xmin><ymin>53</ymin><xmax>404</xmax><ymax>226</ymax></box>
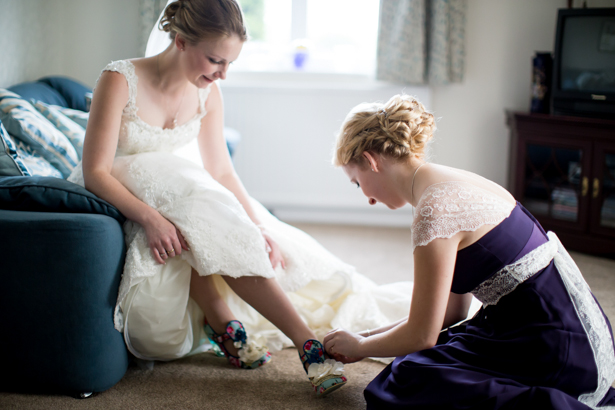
<box><xmin>371</xmin><ymin>168</ymin><xmax>374</xmax><ymax>172</ymax></box>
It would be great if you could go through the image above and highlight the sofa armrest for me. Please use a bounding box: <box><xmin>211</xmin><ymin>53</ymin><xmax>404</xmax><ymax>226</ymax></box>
<box><xmin>0</xmin><ymin>210</ymin><xmax>129</xmax><ymax>394</ymax></box>
<box><xmin>0</xmin><ymin>176</ymin><xmax>125</xmax><ymax>224</ymax></box>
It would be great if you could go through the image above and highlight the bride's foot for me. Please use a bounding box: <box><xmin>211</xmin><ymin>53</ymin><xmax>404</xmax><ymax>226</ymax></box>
<box><xmin>299</xmin><ymin>339</ymin><xmax>347</xmax><ymax>397</ymax></box>
<box><xmin>204</xmin><ymin>320</ymin><xmax>271</xmax><ymax>369</ymax></box>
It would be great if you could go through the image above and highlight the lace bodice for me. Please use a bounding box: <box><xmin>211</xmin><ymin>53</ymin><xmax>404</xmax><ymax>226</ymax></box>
<box><xmin>98</xmin><ymin>60</ymin><xmax>212</xmax><ymax>157</ymax></box>
<box><xmin>412</xmin><ymin>181</ymin><xmax>515</xmax><ymax>252</ymax></box>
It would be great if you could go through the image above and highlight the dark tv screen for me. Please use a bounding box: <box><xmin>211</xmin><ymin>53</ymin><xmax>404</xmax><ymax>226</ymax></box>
<box><xmin>559</xmin><ymin>15</ymin><xmax>615</xmax><ymax>93</ymax></box>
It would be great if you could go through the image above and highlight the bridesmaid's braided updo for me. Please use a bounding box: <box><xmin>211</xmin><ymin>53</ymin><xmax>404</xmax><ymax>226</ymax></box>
<box><xmin>333</xmin><ymin>94</ymin><xmax>435</xmax><ymax>167</ymax></box>
<box><xmin>160</xmin><ymin>0</ymin><xmax>248</xmax><ymax>44</ymax></box>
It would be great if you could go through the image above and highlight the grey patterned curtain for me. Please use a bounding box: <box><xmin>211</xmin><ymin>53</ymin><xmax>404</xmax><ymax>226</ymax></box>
<box><xmin>139</xmin><ymin>0</ymin><xmax>169</xmax><ymax>56</ymax></box>
<box><xmin>376</xmin><ymin>0</ymin><xmax>466</xmax><ymax>85</ymax></box>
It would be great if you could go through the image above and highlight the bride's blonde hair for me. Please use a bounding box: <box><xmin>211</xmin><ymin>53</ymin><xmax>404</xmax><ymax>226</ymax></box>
<box><xmin>160</xmin><ymin>0</ymin><xmax>248</xmax><ymax>44</ymax></box>
<box><xmin>333</xmin><ymin>94</ymin><xmax>435</xmax><ymax>167</ymax></box>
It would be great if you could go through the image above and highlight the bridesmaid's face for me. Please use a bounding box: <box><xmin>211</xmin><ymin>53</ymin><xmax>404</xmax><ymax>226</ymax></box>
<box><xmin>183</xmin><ymin>34</ymin><xmax>243</xmax><ymax>88</ymax></box>
<box><xmin>342</xmin><ymin>161</ymin><xmax>406</xmax><ymax>210</ymax></box>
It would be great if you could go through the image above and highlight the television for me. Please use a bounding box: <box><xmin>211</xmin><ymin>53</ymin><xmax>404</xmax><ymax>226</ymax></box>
<box><xmin>551</xmin><ymin>8</ymin><xmax>615</xmax><ymax>119</ymax></box>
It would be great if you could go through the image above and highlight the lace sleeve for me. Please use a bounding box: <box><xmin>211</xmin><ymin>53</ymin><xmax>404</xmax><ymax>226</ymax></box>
<box><xmin>93</xmin><ymin>60</ymin><xmax>138</xmax><ymax>118</ymax></box>
<box><xmin>411</xmin><ymin>181</ymin><xmax>515</xmax><ymax>252</ymax></box>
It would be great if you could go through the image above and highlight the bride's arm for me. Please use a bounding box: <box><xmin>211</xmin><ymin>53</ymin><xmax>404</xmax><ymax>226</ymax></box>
<box><xmin>198</xmin><ymin>82</ymin><xmax>285</xmax><ymax>268</ymax></box>
<box><xmin>197</xmin><ymin>82</ymin><xmax>258</xmax><ymax>222</ymax></box>
<box><xmin>325</xmin><ymin>234</ymin><xmax>461</xmax><ymax>358</ymax></box>
<box><xmin>82</xmin><ymin>71</ymin><xmax>186</xmax><ymax>264</ymax></box>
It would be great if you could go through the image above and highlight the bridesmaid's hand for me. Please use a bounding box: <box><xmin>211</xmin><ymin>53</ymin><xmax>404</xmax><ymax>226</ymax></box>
<box><xmin>324</xmin><ymin>328</ymin><xmax>365</xmax><ymax>362</ymax></box>
<box><xmin>330</xmin><ymin>352</ymin><xmax>364</xmax><ymax>364</ymax></box>
<box><xmin>144</xmin><ymin>213</ymin><xmax>189</xmax><ymax>264</ymax></box>
<box><xmin>261</xmin><ymin>229</ymin><xmax>286</xmax><ymax>270</ymax></box>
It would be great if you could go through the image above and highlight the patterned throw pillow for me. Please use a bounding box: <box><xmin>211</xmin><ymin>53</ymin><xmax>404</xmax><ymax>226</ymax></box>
<box><xmin>0</xmin><ymin>89</ymin><xmax>78</xmax><ymax>178</ymax></box>
<box><xmin>33</xmin><ymin>101</ymin><xmax>85</xmax><ymax>159</ymax></box>
<box><xmin>0</xmin><ymin>120</ymin><xmax>29</xmax><ymax>176</ymax></box>
<box><xmin>49</xmin><ymin>104</ymin><xmax>89</xmax><ymax>129</ymax></box>
<box><xmin>10</xmin><ymin>135</ymin><xmax>63</xmax><ymax>178</ymax></box>
<box><xmin>85</xmin><ymin>92</ymin><xmax>92</xmax><ymax>111</ymax></box>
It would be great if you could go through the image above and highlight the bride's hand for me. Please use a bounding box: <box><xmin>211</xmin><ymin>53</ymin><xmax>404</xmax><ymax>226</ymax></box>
<box><xmin>324</xmin><ymin>328</ymin><xmax>365</xmax><ymax>362</ymax></box>
<box><xmin>260</xmin><ymin>229</ymin><xmax>286</xmax><ymax>269</ymax></box>
<box><xmin>144</xmin><ymin>213</ymin><xmax>190</xmax><ymax>264</ymax></box>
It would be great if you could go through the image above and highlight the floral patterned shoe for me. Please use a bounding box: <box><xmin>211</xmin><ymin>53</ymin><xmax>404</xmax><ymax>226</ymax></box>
<box><xmin>299</xmin><ymin>339</ymin><xmax>347</xmax><ymax>397</ymax></box>
<box><xmin>204</xmin><ymin>320</ymin><xmax>271</xmax><ymax>369</ymax></box>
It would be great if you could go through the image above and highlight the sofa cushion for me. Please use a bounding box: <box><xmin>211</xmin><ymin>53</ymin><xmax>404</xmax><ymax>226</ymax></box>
<box><xmin>7</xmin><ymin>82</ymin><xmax>67</xmax><ymax>107</ymax></box>
<box><xmin>38</xmin><ymin>76</ymin><xmax>92</xmax><ymax>112</ymax></box>
<box><xmin>0</xmin><ymin>176</ymin><xmax>125</xmax><ymax>223</ymax></box>
<box><xmin>0</xmin><ymin>120</ymin><xmax>28</xmax><ymax>176</ymax></box>
<box><xmin>0</xmin><ymin>89</ymin><xmax>78</xmax><ymax>178</ymax></box>
<box><xmin>33</xmin><ymin>101</ymin><xmax>85</xmax><ymax>159</ymax></box>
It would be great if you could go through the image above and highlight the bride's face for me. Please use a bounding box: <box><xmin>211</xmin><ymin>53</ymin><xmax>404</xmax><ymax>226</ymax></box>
<box><xmin>183</xmin><ymin>34</ymin><xmax>243</xmax><ymax>88</ymax></box>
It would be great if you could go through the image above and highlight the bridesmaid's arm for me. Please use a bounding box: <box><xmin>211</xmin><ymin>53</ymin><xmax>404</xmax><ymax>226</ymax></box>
<box><xmin>198</xmin><ymin>82</ymin><xmax>285</xmax><ymax>268</ymax></box>
<box><xmin>357</xmin><ymin>292</ymin><xmax>472</xmax><ymax>338</ymax></box>
<box><xmin>325</xmin><ymin>233</ymin><xmax>461</xmax><ymax>358</ymax></box>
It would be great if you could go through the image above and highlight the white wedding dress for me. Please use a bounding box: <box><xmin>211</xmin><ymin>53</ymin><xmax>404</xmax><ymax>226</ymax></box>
<box><xmin>68</xmin><ymin>60</ymin><xmax>414</xmax><ymax>361</ymax></box>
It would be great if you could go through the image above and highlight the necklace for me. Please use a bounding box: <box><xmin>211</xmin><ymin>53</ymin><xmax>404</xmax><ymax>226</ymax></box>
<box><xmin>411</xmin><ymin>162</ymin><xmax>426</xmax><ymax>218</ymax></box>
<box><xmin>411</xmin><ymin>162</ymin><xmax>426</xmax><ymax>201</ymax></box>
<box><xmin>157</xmin><ymin>54</ymin><xmax>188</xmax><ymax>129</ymax></box>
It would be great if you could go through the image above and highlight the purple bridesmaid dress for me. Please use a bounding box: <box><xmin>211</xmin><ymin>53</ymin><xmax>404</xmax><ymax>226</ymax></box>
<box><xmin>365</xmin><ymin>204</ymin><xmax>615</xmax><ymax>409</ymax></box>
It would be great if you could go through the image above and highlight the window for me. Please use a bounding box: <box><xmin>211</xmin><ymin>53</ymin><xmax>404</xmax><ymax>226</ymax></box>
<box><xmin>234</xmin><ymin>0</ymin><xmax>380</xmax><ymax>76</ymax></box>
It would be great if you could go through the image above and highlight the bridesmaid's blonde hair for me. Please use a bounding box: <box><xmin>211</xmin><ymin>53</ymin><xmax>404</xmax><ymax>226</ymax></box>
<box><xmin>160</xmin><ymin>0</ymin><xmax>248</xmax><ymax>44</ymax></box>
<box><xmin>333</xmin><ymin>94</ymin><xmax>435</xmax><ymax>167</ymax></box>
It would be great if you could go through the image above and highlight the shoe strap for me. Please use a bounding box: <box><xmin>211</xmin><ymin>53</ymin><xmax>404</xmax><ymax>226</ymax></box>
<box><xmin>212</xmin><ymin>333</ymin><xmax>231</xmax><ymax>344</ymax></box>
<box><xmin>206</xmin><ymin>320</ymin><xmax>247</xmax><ymax>346</ymax></box>
<box><xmin>300</xmin><ymin>339</ymin><xmax>325</xmax><ymax>372</ymax></box>
<box><xmin>204</xmin><ymin>321</ymin><xmax>233</xmax><ymax>345</ymax></box>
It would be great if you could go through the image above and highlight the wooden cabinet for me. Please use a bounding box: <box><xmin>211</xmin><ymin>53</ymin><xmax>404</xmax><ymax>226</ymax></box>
<box><xmin>507</xmin><ymin>112</ymin><xmax>615</xmax><ymax>256</ymax></box>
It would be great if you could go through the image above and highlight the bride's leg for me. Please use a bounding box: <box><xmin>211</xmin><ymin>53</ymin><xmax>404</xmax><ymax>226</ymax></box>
<box><xmin>222</xmin><ymin>276</ymin><xmax>317</xmax><ymax>349</ymax></box>
<box><xmin>223</xmin><ymin>276</ymin><xmax>349</xmax><ymax>396</ymax></box>
<box><xmin>194</xmin><ymin>272</ymin><xmax>346</xmax><ymax>395</ymax></box>
<box><xmin>189</xmin><ymin>269</ymin><xmax>240</xmax><ymax>356</ymax></box>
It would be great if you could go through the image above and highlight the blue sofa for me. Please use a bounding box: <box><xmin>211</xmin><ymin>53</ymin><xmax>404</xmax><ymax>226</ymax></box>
<box><xmin>0</xmin><ymin>77</ymin><xmax>241</xmax><ymax>397</ymax></box>
<box><xmin>0</xmin><ymin>77</ymin><xmax>130</xmax><ymax>397</ymax></box>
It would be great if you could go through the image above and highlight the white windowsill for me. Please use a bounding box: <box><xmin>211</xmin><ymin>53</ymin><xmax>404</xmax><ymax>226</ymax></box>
<box><xmin>222</xmin><ymin>71</ymin><xmax>424</xmax><ymax>92</ymax></box>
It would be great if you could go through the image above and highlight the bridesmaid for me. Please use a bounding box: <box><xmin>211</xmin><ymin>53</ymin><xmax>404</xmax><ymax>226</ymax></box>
<box><xmin>325</xmin><ymin>94</ymin><xmax>615</xmax><ymax>409</ymax></box>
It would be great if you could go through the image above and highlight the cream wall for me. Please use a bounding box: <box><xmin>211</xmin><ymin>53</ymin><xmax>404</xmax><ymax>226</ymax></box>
<box><xmin>430</xmin><ymin>0</ymin><xmax>615</xmax><ymax>188</ymax></box>
<box><xmin>222</xmin><ymin>80</ymin><xmax>431</xmax><ymax>226</ymax></box>
<box><xmin>2</xmin><ymin>0</ymin><xmax>615</xmax><ymax>226</ymax></box>
<box><xmin>0</xmin><ymin>0</ymin><xmax>139</xmax><ymax>89</ymax></box>
<box><xmin>227</xmin><ymin>0</ymin><xmax>615</xmax><ymax>225</ymax></box>
<box><xmin>0</xmin><ymin>0</ymin><xmax>63</xmax><ymax>88</ymax></box>
<box><xmin>59</xmin><ymin>0</ymin><xmax>140</xmax><ymax>87</ymax></box>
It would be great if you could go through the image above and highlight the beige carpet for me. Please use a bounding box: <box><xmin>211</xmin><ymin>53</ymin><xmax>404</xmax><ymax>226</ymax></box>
<box><xmin>1</xmin><ymin>223</ymin><xmax>614</xmax><ymax>409</ymax></box>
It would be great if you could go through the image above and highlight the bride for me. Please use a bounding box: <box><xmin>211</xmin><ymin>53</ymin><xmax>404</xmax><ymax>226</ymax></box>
<box><xmin>68</xmin><ymin>0</ymin><xmax>414</xmax><ymax>397</ymax></box>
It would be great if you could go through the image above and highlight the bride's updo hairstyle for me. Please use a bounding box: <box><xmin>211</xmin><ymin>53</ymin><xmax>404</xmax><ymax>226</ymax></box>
<box><xmin>160</xmin><ymin>0</ymin><xmax>248</xmax><ymax>44</ymax></box>
<box><xmin>333</xmin><ymin>94</ymin><xmax>435</xmax><ymax>167</ymax></box>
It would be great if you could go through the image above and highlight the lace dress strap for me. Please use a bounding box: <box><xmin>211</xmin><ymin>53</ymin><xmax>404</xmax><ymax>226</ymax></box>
<box><xmin>411</xmin><ymin>181</ymin><xmax>515</xmax><ymax>252</ymax></box>
<box><xmin>96</xmin><ymin>60</ymin><xmax>139</xmax><ymax>118</ymax></box>
<box><xmin>197</xmin><ymin>84</ymin><xmax>213</xmax><ymax>118</ymax></box>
